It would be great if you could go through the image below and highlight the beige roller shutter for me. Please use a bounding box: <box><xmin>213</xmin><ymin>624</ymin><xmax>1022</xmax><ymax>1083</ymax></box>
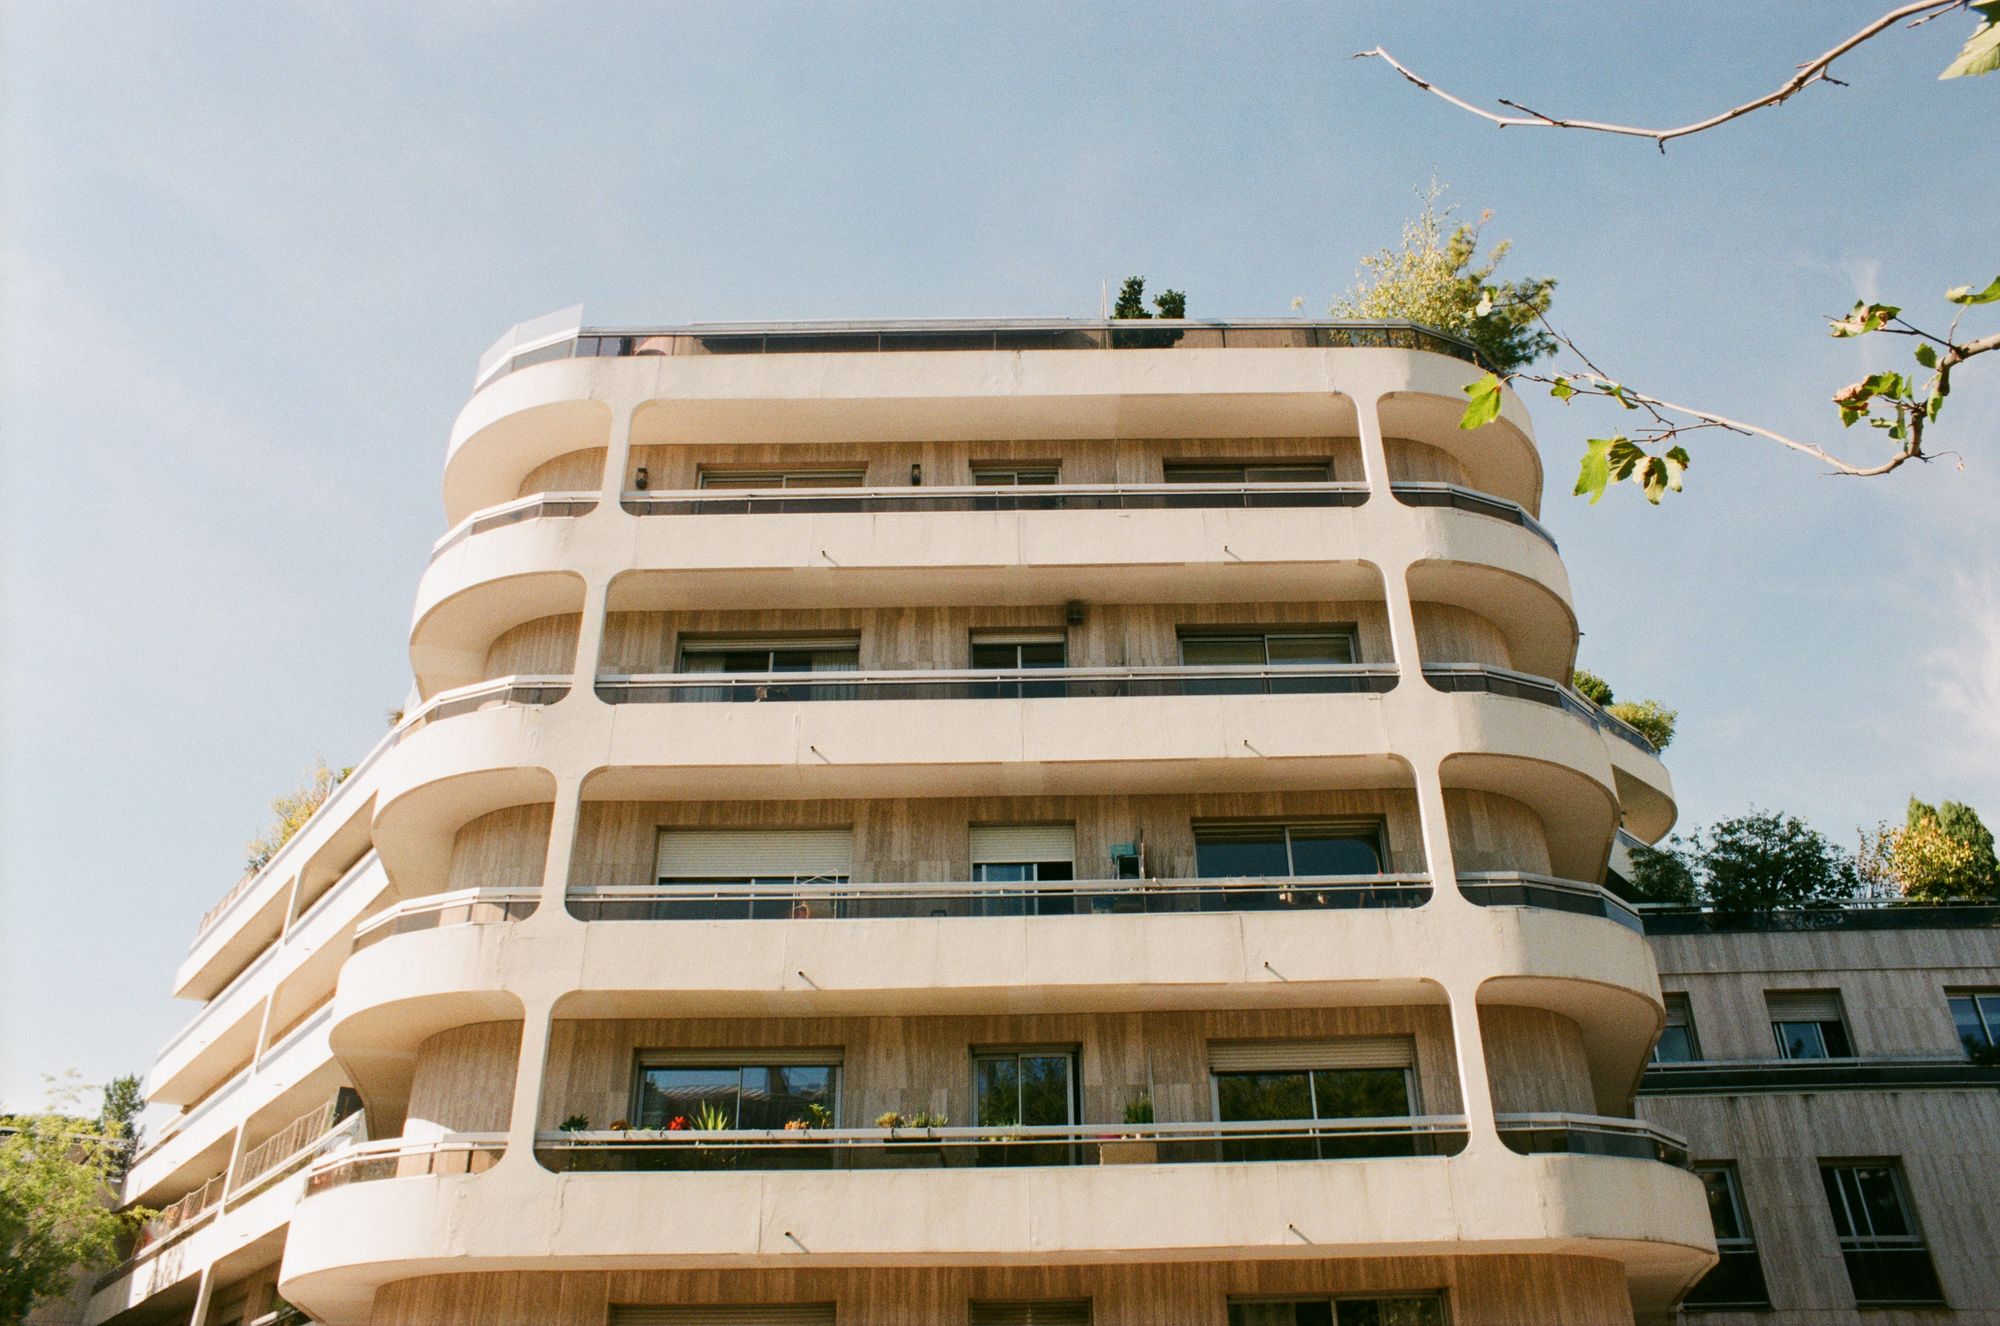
<box><xmin>1766</xmin><ymin>991</ymin><xmax>1844</xmax><ymax>1023</ymax></box>
<box><xmin>969</xmin><ymin>1303</ymin><xmax>1092</xmax><ymax>1326</ymax></box>
<box><xmin>1207</xmin><ymin>1037</ymin><xmax>1415</xmax><ymax>1072</ymax></box>
<box><xmin>969</xmin><ymin>824</ymin><xmax>1077</xmax><ymax>865</ymax></box>
<box><xmin>639</xmin><ymin>1047</ymin><xmax>844</xmax><ymax>1067</ymax></box>
<box><xmin>657</xmin><ymin>829</ymin><xmax>854</xmax><ymax>880</ymax></box>
<box><xmin>611</xmin><ymin>1308</ymin><xmax>835</xmax><ymax>1326</ymax></box>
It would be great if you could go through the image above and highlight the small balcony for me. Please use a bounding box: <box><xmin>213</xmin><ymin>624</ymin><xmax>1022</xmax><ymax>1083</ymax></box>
<box><xmin>595</xmin><ymin>663</ymin><xmax>1399</xmax><ymax>705</ymax></box>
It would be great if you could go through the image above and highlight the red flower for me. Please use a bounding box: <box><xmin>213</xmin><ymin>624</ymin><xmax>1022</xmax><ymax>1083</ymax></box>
<box><xmin>668</xmin><ymin>1116</ymin><xmax>687</xmax><ymax>1131</ymax></box>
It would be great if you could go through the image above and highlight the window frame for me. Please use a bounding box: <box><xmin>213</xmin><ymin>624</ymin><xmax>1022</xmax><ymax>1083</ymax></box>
<box><xmin>1176</xmin><ymin>627</ymin><xmax>1361</xmax><ymax>668</ymax></box>
<box><xmin>969</xmin><ymin>464</ymin><xmax>1061</xmax><ymax>486</ymax></box>
<box><xmin>1818</xmin><ymin>1158</ymin><xmax>1946</xmax><ymax>1307</ymax></box>
<box><xmin>1765</xmin><ymin>990</ymin><xmax>1854</xmax><ymax>1061</ymax></box>
<box><xmin>695</xmin><ymin>468</ymin><xmax>868</xmax><ymax>490</ymax></box>
<box><xmin>1652</xmin><ymin>992</ymin><xmax>1702</xmax><ymax>1064</ymax></box>
<box><xmin>1222</xmin><ymin>1293</ymin><xmax>1448</xmax><ymax>1326</ymax></box>
<box><xmin>1683</xmin><ymin>1162</ymin><xmax>1771</xmax><ymax>1311</ymax></box>
<box><xmin>969</xmin><ymin>1045</ymin><xmax>1081</xmax><ymax>1128</ymax></box>
<box><xmin>1946</xmin><ymin>987</ymin><xmax>2000</xmax><ymax>1058</ymax></box>
<box><xmin>675</xmin><ymin>635</ymin><xmax>863</xmax><ymax>675</ymax></box>
<box><xmin>1191</xmin><ymin>819</ymin><xmax>1388</xmax><ymax>879</ymax></box>
<box><xmin>1162</xmin><ymin>461</ymin><xmax>1335</xmax><ymax>485</ymax></box>
<box><xmin>629</xmin><ymin>1053</ymin><xmax>843</xmax><ymax>1131</ymax></box>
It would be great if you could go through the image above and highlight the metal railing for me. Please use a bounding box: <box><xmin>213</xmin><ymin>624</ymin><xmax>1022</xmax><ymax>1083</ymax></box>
<box><xmin>303</xmin><ymin>1134</ymin><xmax>507</xmax><ymax>1193</ymax></box>
<box><xmin>1389</xmin><ymin>482</ymin><xmax>1557</xmax><ymax>551</ymax></box>
<box><xmin>1421</xmin><ymin>664</ymin><xmax>1660</xmax><ymax>754</ymax></box>
<box><xmin>128</xmin><ymin>1171</ymin><xmax>225</xmax><ymax>1258</ymax></box>
<box><xmin>1495</xmin><ymin>1113</ymin><xmax>1691</xmax><ymax>1168</ymax></box>
<box><xmin>622</xmin><ymin>481</ymin><xmax>1370</xmax><ymax>517</ymax></box>
<box><xmin>1458</xmin><ymin>872</ymin><xmax>1644</xmax><ymax>933</ymax></box>
<box><xmin>430</xmin><ymin>492</ymin><xmax>597</xmax><ymax>560</ymax></box>
<box><xmin>533</xmin><ymin>1116</ymin><xmax>1472</xmax><ymax>1171</ymax></box>
<box><xmin>568</xmin><ymin>874</ymin><xmax>1433</xmax><ymax>921</ymax></box>
<box><xmin>352</xmin><ymin>888</ymin><xmax>541</xmax><ymax>951</ymax></box>
<box><xmin>597</xmin><ymin>663</ymin><xmax>1398</xmax><ymax>705</ymax></box>
<box><xmin>229</xmin><ymin>1101</ymin><xmax>350</xmax><ymax>1195</ymax></box>
<box><xmin>395</xmin><ymin>675</ymin><xmax>571</xmax><ymax>739</ymax></box>
<box><xmin>478</xmin><ymin>318</ymin><xmax>1491</xmax><ymax>387</ymax></box>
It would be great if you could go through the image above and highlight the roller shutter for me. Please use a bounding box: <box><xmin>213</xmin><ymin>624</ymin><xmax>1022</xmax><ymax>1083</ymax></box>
<box><xmin>1207</xmin><ymin>1037</ymin><xmax>1415</xmax><ymax>1072</ymax></box>
<box><xmin>1766</xmin><ymin>991</ymin><xmax>1844</xmax><ymax>1023</ymax></box>
<box><xmin>969</xmin><ymin>824</ymin><xmax>1076</xmax><ymax>865</ymax></box>
<box><xmin>656</xmin><ymin>829</ymin><xmax>854</xmax><ymax>880</ymax></box>
<box><xmin>968</xmin><ymin>1303</ymin><xmax>1093</xmax><ymax>1326</ymax></box>
<box><xmin>610</xmin><ymin>1309</ymin><xmax>835</xmax><ymax>1326</ymax></box>
<box><xmin>638</xmin><ymin>1047</ymin><xmax>844</xmax><ymax>1067</ymax></box>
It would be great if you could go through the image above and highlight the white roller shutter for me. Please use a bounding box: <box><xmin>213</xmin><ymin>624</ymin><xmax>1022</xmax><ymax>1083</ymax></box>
<box><xmin>969</xmin><ymin>824</ymin><xmax>1076</xmax><ymax>865</ymax></box>
<box><xmin>1208</xmin><ymin>1037</ymin><xmax>1415</xmax><ymax>1072</ymax></box>
<box><xmin>679</xmin><ymin>636</ymin><xmax>861</xmax><ymax>653</ymax></box>
<box><xmin>657</xmin><ymin>829</ymin><xmax>854</xmax><ymax>880</ymax></box>
<box><xmin>611</xmin><ymin>1308</ymin><xmax>835</xmax><ymax>1326</ymax></box>
<box><xmin>969</xmin><ymin>1303</ymin><xmax>1092</xmax><ymax>1326</ymax></box>
<box><xmin>1766</xmin><ymin>991</ymin><xmax>1844</xmax><ymax>1023</ymax></box>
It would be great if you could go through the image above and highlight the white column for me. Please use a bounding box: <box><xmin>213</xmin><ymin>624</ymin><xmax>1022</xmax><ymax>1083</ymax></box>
<box><xmin>1445</xmin><ymin>978</ymin><xmax>1505</xmax><ymax>1153</ymax></box>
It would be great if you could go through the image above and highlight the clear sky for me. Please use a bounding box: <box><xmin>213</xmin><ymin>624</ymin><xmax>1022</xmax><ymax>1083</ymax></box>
<box><xmin>3</xmin><ymin>2</ymin><xmax>1995</xmax><ymax>1110</ymax></box>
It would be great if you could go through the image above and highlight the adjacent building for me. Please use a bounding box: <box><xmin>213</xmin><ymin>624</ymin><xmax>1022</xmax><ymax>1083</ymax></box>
<box><xmin>85</xmin><ymin>315</ymin><xmax>1994</xmax><ymax>1326</ymax></box>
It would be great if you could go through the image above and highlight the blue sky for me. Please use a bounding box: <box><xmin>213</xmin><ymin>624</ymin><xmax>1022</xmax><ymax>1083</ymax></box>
<box><xmin>3</xmin><ymin>2</ymin><xmax>1995</xmax><ymax>1109</ymax></box>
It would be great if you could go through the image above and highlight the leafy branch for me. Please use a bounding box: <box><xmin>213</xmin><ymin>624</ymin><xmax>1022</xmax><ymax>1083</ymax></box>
<box><xmin>1459</xmin><ymin>276</ymin><xmax>1998</xmax><ymax>502</ymax></box>
<box><xmin>1356</xmin><ymin>1</ymin><xmax>1997</xmax><ymax>153</ymax></box>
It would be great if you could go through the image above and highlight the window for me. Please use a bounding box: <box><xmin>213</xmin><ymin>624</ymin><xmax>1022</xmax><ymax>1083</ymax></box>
<box><xmin>654</xmin><ymin>828</ymin><xmax>853</xmax><ymax>919</ymax></box>
<box><xmin>1179</xmin><ymin>629</ymin><xmax>1358</xmax><ymax>667</ymax></box>
<box><xmin>633</xmin><ymin>1053</ymin><xmax>839</xmax><ymax>1131</ymax></box>
<box><xmin>1193</xmin><ymin>822</ymin><xmax>1384</xmax><ymax>880</ymax></box>
<box><xmin>973</xmin><ymin>1048</ymin><xmax>1077</xmax><ymax>1165</ymax></box>
<box><xmin>610</xmin><ymin>1307</ymin><xmax>836</xmax><ymax>1326</ymax></box>
<box><xmin>697</xmin><ymin>469</ymin><xmax>866</xmax><ymax>489</ymax></box>
<box><xmin>1209</xmin><ymin>1039</ymin><xmax>1416</xmax><ymax>1160</ymax></box>
<box><xmin>1653</xmin><ymin>993</ymin><xmax>1702</xmax><ymax>1064</ymax></box>
<box><xmin>969</xmin><ymin>631</ymin><xmax>1067</xmax><ymax>698</ymax></box>
<box><xmin>1948</xmin><ymin>989</ymin><xmax>2000</xmax><ymax>1061</ymax></box>
<box><xmin>1766</xmin><ymin>990</ymin><xmax>1853</xmax><ymax>1059</ymax></box>
<box><xmin>971</xmin><ymin>465</ymin><xmax>1060</xmax><ymax>485</ymax></box>
<box><xmin>1226</xmin><ymin>1295</ymin><xmax>1445</xmax><ymax>1326</ymax></box>
<box><xmin>970</xmin><ymin>824</ymin><xmax>1076</xmax><ymax>916</ymax></box>
<box><xmin>1683</xmin><ymin>1165</ymin><xmax>1770</xmax><ymax>1309</ymax></box>
<box><xmin>1820</xmin><ymin>1161</ymin><xmax>1945</xmax><ymax>1306</ymax></box>
<box><xmin>968</xmin><ymin>1301</ymin><xmax>1090</xmax><ymax>1326</ymax></box>
<box><xmin>1165</xmin><ymin>462</ymin><xmax>1333</xmax><ymax>484</ymax></box>
<box><xmin>678</xmin><ymin>636</ymin><xmax>861</xmax><ymax>674</ymax></box>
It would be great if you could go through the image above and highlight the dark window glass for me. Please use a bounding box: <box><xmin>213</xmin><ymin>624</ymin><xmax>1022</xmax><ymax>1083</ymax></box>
<box><xmin>1181</xmin><ymin>635</ymin><xmax>1269</xmax><ymax>667</ymax></box>
<box><xmin>1194</xmin><ymin>829</ymin><xmax>1290</xmax><ymax>879</ymax></box>
<box><xmin>633</xmin><ymin>1063</ymin><xmax>835</xmax><ymax>1130</ymax></box>
<box><xmin>1683</xmin><ymin>1166</ymin><xmax>1770</xmax><ymax>1309</ymax></box>
<box><xmin>1949</xmin><ymin>991</ymin><xmax>2000</xmax><ymax>1057</ymax></box>
<box><xmin>1194</xmin><ymin>824</ymin><xmax>1382</xmax><ymax>879</ymax></box>
<box><xmin>1772</xmin><ymin>1019</ymin><xmax>1851</xmax><ymax>1059</ymax></box>
<box><xmin>1287</xmin><ymin>828</ymin><xmax>1381</xmax><ymax>876</ymax></box>
<box><xmin>1653</xmin><ymin>994</ymin><xmax>1701</xmax><ymax>1064</ymax></box>
<box><xmin>1821</xmin><ymin>1162</ymin><xmax>1945</xmax><ymax>1306</ymax></box>
<box><xmin>1165</xmin><ymin>462</ymin><xmax>1332</xmax><ymax>484</ymax></box>
<box><xmin>1225</xmin><ymin>1299</ymin><xmax>1441</xmax><ymax>1326</ymax></box>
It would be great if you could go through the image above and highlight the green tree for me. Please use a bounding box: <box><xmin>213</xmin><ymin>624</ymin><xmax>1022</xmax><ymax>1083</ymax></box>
<box><xmin>1332</xmin><ymin>178</ymin><xmax>1555</xmax><ymax>374</ymax></box>
<box><xmin>1638</xmin><ymin>811</ymin><xmax>1861</xmax><ymax>911</ymax></box>
<box><xmin>1110</xmin><ymin>277</ymin><xmax>1188</xmax><ymax>349</ymax></box>
<box><xmin>244</xmin><ymin>758</ymin><xmax>350</xmax><ymax>873</ymax></box>
<box><xmin>1</xmin><ymin>1081</ymin><xmax>148</xmax><ymax>1323</ymax></box>
<box><xmin>1888</xmin><ymin>798</ymin><xmax>2000</xmax><ymax>901</ymax></box>
<box><xmin>1570</xmin><ymin>669</ymin><xmax>1678</xmax><ymax>750</ymax></box>
<box><xmin>97</xmin><ymin>1076</ymin><xmax>142</xmax><ymax>1185</ymax></box>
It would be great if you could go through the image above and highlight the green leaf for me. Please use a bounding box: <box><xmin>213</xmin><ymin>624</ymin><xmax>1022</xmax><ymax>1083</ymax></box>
<box><xmin>1606</xmin><ymin>382</ymin><xmax>1640</xmax><ymax>411</ymax></box>
<box><xmin>1459</xmin><ymin>372</ymin><xmax>1505</xmax><ymax>429</ymax></box>
<box><xmin>1945</xmin><ymin>274</ymin><xmax>2000</xmax><ymax>305</ymax></box>
<box><xmin>1549</xmin><ymin>376</ymin><xmax>1575</xmax><ymax>401</ymax></box>
<box><xmin>1861</xmin><ymin>370</ymin><xmax>1909</xmax><ymax>400</ymax></box>
<box><xmin>1575</xmin><ymin>437</ymin><xmax>1617</xmax><ymax>503</ymax></box>
<box><xmin>1941</xmin><ymin>2</ymin><xmax>2000</xmax><ymax>78</ymax></box>
<box><xmin>1830</xmin><ymin>302</ymin><xmax>1901</xmax><ymax>337</ymax></box>
<box><xmin>1914</xmin><ymin>342</ymin><xmax>1939</xmax><ymax>369</ymax></box>
<box><xmin>1929</xmin><ymin>394</ymin><xmax>1946</xmax><ymax>422</ymax></box>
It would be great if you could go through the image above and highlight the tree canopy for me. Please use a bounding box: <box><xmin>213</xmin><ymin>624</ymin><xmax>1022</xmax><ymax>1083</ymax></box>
<box><xmin>1331</xmin><ymin>180</ymin><xmax>1554</xmax><ymax>374</ymax></box>
<box><xmin>1</xmin><ymin>1080</ymin><xmax>147</xmax><ymax>1324</ymax></box>
<box><xmin>1626</xmin><ymin>811</ymin><xmax>1860</xmax><ymax>909</ymax></box>
<box><xmin>1864</xmin><ymin>797</ymin><xmax>2000</xmax><ymax>902</ymax></box>
<box><xmin>1571</xmin><ymin>669</ymin><xmax>1678</xmax><ymax>750</ymax></box>
<box><xmin>244</xmin><ymin>757</ymin><xmax>350</xmax><ymax>873</ymax></box>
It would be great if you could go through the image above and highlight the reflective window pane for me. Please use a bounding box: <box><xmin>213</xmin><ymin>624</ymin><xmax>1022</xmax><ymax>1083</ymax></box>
<box><xmin>1180</xmin><ymin>636</ymin><xmax>1266</xmax><ymax>666</ymax></box>
<box><xmin>1264</xmin><ymin>634</ymin><xmax>1355</xmax><ymax>665</ymax></box>
<box><xmin>1287</xmin><ymin>830</ymin><xmax>1380</xmax><ymax>876</ymax></box>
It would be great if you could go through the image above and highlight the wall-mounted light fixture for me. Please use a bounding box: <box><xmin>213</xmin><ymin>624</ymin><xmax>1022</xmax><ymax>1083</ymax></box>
<box><xmin>633</xmin><ymin>466</ymin><xmax>650</xmax><ymax>491</ymax></box>
<box><xmin>910</xmin><ymin>463</ymin><xmax>922</xmax><ymax>486</ymax></box>
<box><xmin>1065</xmin><ymin>599</ymin><xmax>1086</xmax><ymax>625</ymax></box>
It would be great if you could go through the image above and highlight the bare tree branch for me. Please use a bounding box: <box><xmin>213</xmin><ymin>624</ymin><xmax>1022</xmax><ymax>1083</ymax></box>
<box><xmin>1354</xmin><ymin>1</ymin><xmax>1966</xmax><ymax>151</ymax></box>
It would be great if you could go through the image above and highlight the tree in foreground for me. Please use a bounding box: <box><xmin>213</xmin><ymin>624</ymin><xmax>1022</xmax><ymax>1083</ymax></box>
<box><xmin>1354</xmin><ymin>4</ymin><xmax>1998</xmax><ymax>501</ymax></box>
<box><xmin>1</xmin><ymin>1079</ymin><xmax>148</xmax><ymax>1323</ymax></box>
<box><xmin>1626</xmin><ymin>810</ymin><xmax>1861</xmax><ymax>909</ymax></box>
<box><xmin>1863</xmin><ymin>797</ymin><xmax>2000</xmax><ymax>902</ymax></box>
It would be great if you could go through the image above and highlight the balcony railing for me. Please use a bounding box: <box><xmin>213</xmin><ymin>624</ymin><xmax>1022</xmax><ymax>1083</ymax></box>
<box><xmin>597</xmin><ymin>663</ymin><xmax>1399</xmax><ymax>705</ymax></box>
<box><xmin>1389</xmin><ymin>482</ymin><xmax>1557</xmax><ymax>551</ymax></box>
<box><xmin>228</xmin><ymin>1100</ymin><xmax>361</xmax><ymax>1198</ymax></box>
<box><xmin>1496</xmin><ymin>1113</ymin><xmax>1690</xmax><ymax>1168</ymax></box>
<box><xmin>1458</xmin><ymin>872</ymin><xmax>1643</xmax><ymax>933</ymax></box>
<box><xmin>352</xmin><ymin>888</ymin><xmax>541</xmax><ymax>952</ymax></box>
<box><xmin>477</xmin><ymin>317</ymin><xmax>1492</xmax><ymax>387</ymax></box>
<box><xmin>395</xmin><ymin>675</ymin><xmax>571</xmax><ymax>740</ymax></box>
<box><xmin>621</xmin><ymin>481</ymin><xmax>1370</xmax><ymax>517</ymax></box>
<box><xmin>430</xmin><ymin>492</ymin><xmax>597</xmax><ymax>561</ymax></box>
<box><xmin>303</xmin><ymin>1134</ymin><xmax>506</xmax><ymax>1193</ymax></box>
<box><xmin>568</xmin><ymin>874</ymin><xmax>1433</xmax><ymax>921</ymax></box>
<box><xmin>1421</xmin><ymin>664</ymin><xmax>1660</xmax><ymax>754</ymax></box>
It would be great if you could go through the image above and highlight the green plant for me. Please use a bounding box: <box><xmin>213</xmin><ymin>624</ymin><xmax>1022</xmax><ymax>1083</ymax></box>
<box><xmin>1332</xmin><ymin>178</ymin><xmax>1555</xmax><ymax>374</ymax></box>
<box><xmin>1122</xmin><ymin>1092</ymin><xmax>1155</xmax><ymax>1126</ymax></box>
<box><xmin>798</xmin><ymin>1103</ymin><xmax>834</xmax><ymax>1129</ymax></box>
<box><xmin>1863</xmin><ymin>798</ymin><xmax>2000</xmax><ymax>903</ymax></box>
<box><xmin>692</xmin><ymin>1102</ymin><xmax>732</xmax><ymax>1132</ymax></box>
<box><xmin>1111</xmin><ymin>277</ymin><xmax>1189</xmax><ymax>348</ymax></box>
<box><xmin>1641</xmin><ymin>811</ymin><xmax>1861</xmax><ymax>911</ymax></box>
<box><xmin>244</xmin><ymin>758</ymin><xmax>352</xmax><ymax>872</ymax></box>
<box><xmin>874</xmin><ymin>1110</ymin><xmax>906</xmax><ymax>1129</ymax></box>
<box><xmin>908</xmin><ymin>1111</ymin><xmax>948</xmax><ymax>1129</ymax></box>
<box><xmin>557</xmin><ymin>1114</ymin><xmax>590</xmax><ymax>1132</ymax></box>
<box><xmin>1570</xmin><ymin>669</ymin><xmax>1677</xmax><ymax>750</ymax></box>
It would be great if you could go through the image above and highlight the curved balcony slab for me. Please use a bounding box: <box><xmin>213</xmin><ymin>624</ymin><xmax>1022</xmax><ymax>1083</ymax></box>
<box><xmin>444</xmin><ymin>344</ymin><xmax>1534</xmax><ymax>533</ymax></box>
<box><xmin>1606</xmin><ymin>734</ymin><xmax>1677</xmax><ymax>843</ymax></box>
<box><xmin>280</xmin><ymin>1145</ymin><xmax>1711</xmax><ymax>1323</ymax></box>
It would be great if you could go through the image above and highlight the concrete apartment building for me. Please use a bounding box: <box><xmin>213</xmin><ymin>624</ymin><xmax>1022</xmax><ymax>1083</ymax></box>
<box><xmin>80</xmin><ymin>315</ymin><xmax>1998</xmax><ymax>1326</ymax></box>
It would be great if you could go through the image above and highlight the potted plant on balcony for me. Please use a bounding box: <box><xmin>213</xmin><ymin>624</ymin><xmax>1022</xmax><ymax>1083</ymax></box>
<box><xmin>688</xmin><ymin>1101</ymin><xmax>738</xmax><ymax>1170</ymax></box>
<box><xmin>1097</xmin><ymin>1092</ymin><xmax>1158</xmax><ymax>1165</ymax></box>
<box><xmin>874</xmin><ymin>1110</ymin><xmax>950</xmax><ymax>1168</ymax></box>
